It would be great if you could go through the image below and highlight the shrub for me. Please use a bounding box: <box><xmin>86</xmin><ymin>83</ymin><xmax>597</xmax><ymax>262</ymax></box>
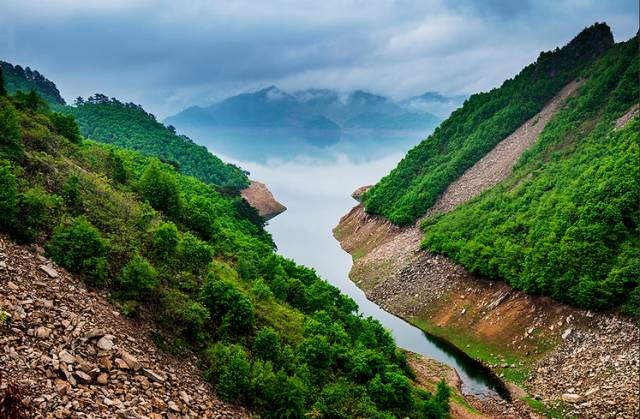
<box><xmin>140</xmin><ymin>160</ymin><xmax>182</xmax><ymax>218</ymax></box>
<box><xmin>0</xmin><ymin>162</ymin><xmax>17</xmax><ymax>231</ymax></box>
<box><xmin>61</xmin><ymin>174</ymin><xmax>82</xmax><ymax>214</ymax></box>
<box><xmin>176</xmin><ymin>232</ymin><xmax>212</xmax><ymax>273</ymax></box>
<box><xmin>251</xmin><ymin>278</ymin><xmax>274</xmax><ymax>300</ymax></box>
<box><xmin>183</xmin><ymin>195</ymin><xmax>221</xmax><ymax>240</ymax></box>
<box><xmin>253</xmin><ymin>327</ymin><xmax>281</xmax><ymax>364</ymax></box>
<box><xmin>14</xmin><ymin>187</ymin><xmax>61</xmax><ymax>243</ymax></box>
<box><xmin>49</xmin><ymin>112</ymin><xmax>82</xmax><ymax>144</ymax></box>
<box><xmin>161</xmin><ymin>288</ymin><xmax>210</xmax><ymax>341</ymax></box>
<box><xmin>0</xmin><ymin>98</ymin><xmax>22</xmax><ymax>161</ymax></box>
<box><xmin>116</xmin><ymin>255</ymin><xmax>158</xmax><ymax>300</ymax></box>
<box><xmin>200</xmin><ymin>274</ymin><xmax>255</xmax><ymax>336</ymax></box>
<box><xmin>205</xmin><ymin>343</ymin><xmax>250</xmax><ymax>401</ymax></box>
<box><xmin>46</xmin><ymin>217</ymin><xmax>107</xmax><ymax>285</ymax></box>
<box><xmin>151</xmin><ymin>221</ymin><xmax>179</xmax><ymax>260</ymax></box>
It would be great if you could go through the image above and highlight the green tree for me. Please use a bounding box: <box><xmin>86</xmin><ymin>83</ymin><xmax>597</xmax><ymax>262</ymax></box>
<box><xmin>14</xmin><ymin>187</ymin><xmax>61</xmax><ymax>243</ymax></box>
<box><xmin>0</xmin><ymin>161</ymin><xmax>17</xmax><ymax>231</ymax></box>
<box><xmin>140</xmin><ymin>160</ymin><xmax>182</xmax><ymax>218</ymax></box>
<box><xmin>61</xmin><ymin>174</ymin><xmax>82</xmax><ymax>214</ymax></box>
<box><xmin>151</xmin><ymin>221</ymin><xmax>179</xmax><ymax>260</ymax></box>
<box><xmin>50</xmin><ymin>112</ymin><xmax>82</xmax><ymax>144</ymax></box>
<box><xmin>46</xmin><ymin>217</ymin><xmax>107</xmax><ymax>285</ymax></box>
<box><xmin>116</xmin><ymin>255</ymin><xmax>158</xmax><ymax>300</ymax></box>
<box><xmin>253</xmin><ymin>327</ymin><xmax>281</xmax><ymax>364</ymax></box>
<box><xmin>0</xmin><ymin>97</ymin><xmax>22</xmax><ymax>161</ymax></box>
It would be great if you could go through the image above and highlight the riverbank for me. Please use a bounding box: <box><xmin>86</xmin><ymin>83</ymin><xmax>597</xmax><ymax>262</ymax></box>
<box><xmin>333</xmin><ymin>202</ymin><xmax>639</xmax><ymax>418</ymax></box>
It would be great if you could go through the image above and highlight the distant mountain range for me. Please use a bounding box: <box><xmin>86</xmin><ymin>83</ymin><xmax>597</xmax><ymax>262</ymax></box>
<box><xmin>165</xmin><ymin>86</ymin><xmax>464</xmax><ymax>161</ymax></box>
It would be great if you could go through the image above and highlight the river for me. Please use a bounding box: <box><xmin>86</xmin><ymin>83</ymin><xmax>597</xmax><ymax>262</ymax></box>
<box><xmin>217</xmin><ymin>150</ymin><xmax>507</xmax><ymax>399</ymax></box>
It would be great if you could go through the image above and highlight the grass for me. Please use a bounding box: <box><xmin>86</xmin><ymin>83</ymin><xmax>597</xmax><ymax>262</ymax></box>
<box><xmin>410</xmin><ymin>317</ymin><xmax>534</xmax><ymax>386</ymax></box>
<box><xmin>522</xmin><ymin>396</ymin><xmax>569</xmax><ymax>418</ymax></box>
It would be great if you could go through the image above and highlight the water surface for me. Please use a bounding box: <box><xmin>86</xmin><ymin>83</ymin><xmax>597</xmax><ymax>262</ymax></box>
<box><xmin>218</xmin><ymin>150</ymin><xmax>507</xmax><ymax>399</ymax></box>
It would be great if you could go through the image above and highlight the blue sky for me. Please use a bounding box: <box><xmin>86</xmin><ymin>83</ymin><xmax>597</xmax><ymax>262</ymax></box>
<box><xmin>1</xmin><ymin>0</ymin><xmax>637</xmax><ymax>118</ymax></box>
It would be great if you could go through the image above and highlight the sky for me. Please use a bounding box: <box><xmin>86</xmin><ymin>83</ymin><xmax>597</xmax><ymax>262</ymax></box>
<box><xmin>0</xmin><ymin>0</ymin><xmax>637</xmax><ymax>118</ymax></box>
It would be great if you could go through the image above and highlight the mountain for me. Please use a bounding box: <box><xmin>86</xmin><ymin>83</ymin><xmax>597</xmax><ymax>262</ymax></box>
<box><xmin>0</xmin><ymin>60</ymin><xmax>65</xmax><ymax>105</ymax></box>
<box><xmin>63</xmin><ymin>94</ymin><xmax>250</xmax><ymax>189</ymax></box>
<box><xmin>402</xmin><ymin>91</ymin><xmax>468</xmax><ymax>118</ymax></box>
<box><xmin>334</xmin><ymin>23</ymin><xmax>638</xmax><ymax>418</ymax></box>
<box><xmin>362</xmin><ymin>22</ymin><xmax>639</xmax><ymax>313</ymax></box>
<box><xmin>165</xmin><ymin>86</ymin><xmax>447</xmax><ymax>161</ymax></box>
<box><xmin>0</xmin><ymin>58</ymin><xmax>451</xmax><ymax>418</ymax></box>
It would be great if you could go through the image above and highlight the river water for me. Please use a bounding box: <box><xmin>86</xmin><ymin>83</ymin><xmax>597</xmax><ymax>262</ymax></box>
<box><xmin>217</xmin><ymin>150</ymin><xmax>507</xmax><ymax>399</ymax></box>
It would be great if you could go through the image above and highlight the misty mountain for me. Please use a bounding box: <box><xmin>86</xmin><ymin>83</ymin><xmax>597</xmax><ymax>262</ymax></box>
<box><xmin>165</xmin><ymin>86</ymin><xmax>458</xmax><ymax>161</ymax></box>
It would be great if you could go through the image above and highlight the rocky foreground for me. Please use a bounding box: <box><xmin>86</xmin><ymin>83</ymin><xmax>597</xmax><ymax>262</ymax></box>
<box><xmin>0</xmin><ymin>236</ymin><xmax>247</xmax><ymax>418</ymax></box>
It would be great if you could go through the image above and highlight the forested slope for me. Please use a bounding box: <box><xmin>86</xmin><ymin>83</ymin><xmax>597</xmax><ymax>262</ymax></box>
<box><xmin>421</xmin><ymin>35</ymin><xmax>639</xmax><ymax>314</ymax></box>
<box><xmin>64</xmin><ymin>95</ymin><xmax>249</xmax><ymax>189</ymax></box>
<box><xmin>0</xmin><ymin>60</ymin><xmax>65</xmax><ymax>105</ymax></box>
<box><xmin>0</xmin><ymin>72</ymin><xmax>450</xmax><ymax>417</ymax></box>
<box><xmin>363</xmin><ymin>23</ymin><xmax>614</xmax><ymax>225</ymax></box>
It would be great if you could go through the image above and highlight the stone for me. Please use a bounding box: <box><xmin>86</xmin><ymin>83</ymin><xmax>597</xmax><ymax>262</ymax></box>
<box><xmin>114</xmin><ymin>358</ymin><xmax>129</xmax><ymax>369</ymax></box>
<box><xmin>74</xmin><ymin>370</ymin><xmax>92</xmax><ymax>383</ymax></box>
<box><xmin>179</xmin><ymin>390</ymin><xmax>191</xmax><ymax>404</ymax></box>
<box><xmin>562</xmin><ymin>328</ymin><xmax>572</xmax><ymax>340</ymax></box>
<box><xmin>96</xmin><ymin>336</ymin><xmax>114</xmax><ymax>351</ymax></box>
<box><xmin>35</xmin><ymin>326</ymin><xmax>52</xmax><ymax>338</ymax></box>
<box><xmin>98</xmin><ymin>357</ymin><xmax>113</xmax><ymax>370</ymax></box>
<box><xmin>58</xmin><ymin>350</ymin><xmax>76</xmax><ymax>365</ymax></box>
<box><xmin>143</xmin><ymin>368</ymin><xmax>165</xmax><ymax>383</ymax></box>
<box><xmin>585</xmin><ymin>387</ymin><xmax>599</xmax><ymax>397</ymax></box>
<box><xmin>55</xmin><ymin>379</ymin><xmax>71</xmax><ymax>396</ymax></box>
<box><xmin>85</xmin><ymin>328</ymin><xmax>108</xmax><ymax>340</ymax></box>
<box><xmin>96</xmin><ymin>373</ymin><xmax>109</xmax><ymax>385</ymax></box>
<box><xmin>0</xmin><ymin>261</ymin><xmax>6</xmax><ymax>268</ymax></box>
<box><xmin>168</xmin><ymin>400</ymin><xmax>180</xmax><ymax>412</ymax></box>
<box><xmin>118</xmin><ymin>350</ymin><xmax>141</xmax><ymax>371</ymax></box>
<box><xmin>7</xmin><ymin>281</ymin><xmax>18</xmax><ymax>290</ymax></box>
<box><xmin>39</xmin><ymin>265</ymin><xmax>59</xmax><ymax>278</ymax></box>
<box><xmin>562</xmin><ymin>393</ymin><xmax>582</xmax><ymax>403</ymax></box>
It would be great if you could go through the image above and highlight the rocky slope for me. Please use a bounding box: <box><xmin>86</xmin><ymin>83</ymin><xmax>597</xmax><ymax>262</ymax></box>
<box><xmin>0</xmin><ymin>235</ymin><xmax>247</xmax><ymax>418</ymax></box>
<box><xmin>240</xmin><ymin>180</ymin><xmax>286</xmax><ymax>221</ymax></box>
<box><xmin>333</xmin><ymin>82</ymin><xmax>640</xmax><ymax>417</ymax></box>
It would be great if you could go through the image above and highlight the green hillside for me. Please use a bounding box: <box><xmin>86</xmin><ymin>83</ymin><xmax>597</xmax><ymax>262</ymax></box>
<box><xmin>421</xmin><ymin>36</ymin><xmax>639</xmax><ymax>314</ymax></box>
<box><xmin>0</xmin><ymin>81</ymin><xmax>450</xmax><ymax>417</ymax></box>
<box><xmin>363</xmin><ymin>23</ymin><xmax>614</xmax><ymax>225</ymax></box>
<box><xmin>0</xmin><ymin>60</ymin><xmax>65</xmax><ymax>105</ymax></box>
<box><xmin>63</xmin><ymin>95</ymin><xmax>249</xmax><ymax>189</ymax></box>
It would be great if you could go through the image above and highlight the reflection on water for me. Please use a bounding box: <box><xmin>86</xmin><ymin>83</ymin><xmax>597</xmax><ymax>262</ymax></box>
<box><xmin>217</xmin><ymin>149</ymin><xmax>507</xmax><ymax>399</ymax></box>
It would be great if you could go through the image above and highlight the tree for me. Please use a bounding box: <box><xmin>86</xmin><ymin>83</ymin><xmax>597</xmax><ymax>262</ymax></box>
<box><xmin>253</xmin><ymin>327</ymin><xmax>281</xmax><ymax>364</ymax></box>
<box><xmin>0</xmin><ymin>67</ymin><xmax>6</xmax><ymax>96</ymax></box>
<box><xmin>61</xmin><ymin>174</ymin><xmax>82</xmax><ymax>214</ymax></box>
<box><xmin>46</xmin><ymin>217</ymin><xmax>107</xmax><ymax>285</ymax></box>
<box><xmin>140</xmin><ymin>160</ymin><xmax>182</xmax><ymax>218</ymax></box>
<box><xmin>50</xmin><ymin>112</ymin><xmax>82</xmax><ymax>144</ymax></box>
<box><xmin>0</xmin><ymin>161</ymin><xmax>17</xmax><ymax>231</ymax></box>
<box><xmin>116</xmin><ymin>255</ymin><xmax>158</xmax><ymax>300</ymax></box>
<box><xmin>0</xmin><ymin>97</ymin><xmax>22</xmax><ymax>161</ymax></box>
<box><xmin>151</xmin><ymin>221</ymin><xmax>179</xmax><ymax>259</ymax></box>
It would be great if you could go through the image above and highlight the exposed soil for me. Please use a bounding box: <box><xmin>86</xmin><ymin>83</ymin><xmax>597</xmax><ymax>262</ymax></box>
<box><xmin>333</xmin><ymin>84</ymin><xmax>640</xmax><ymax>418</ymax></box>
<box><xmin>0</xmin><ymin>235</ymin><xmax>248</xmax><ymax>418</ymax></box>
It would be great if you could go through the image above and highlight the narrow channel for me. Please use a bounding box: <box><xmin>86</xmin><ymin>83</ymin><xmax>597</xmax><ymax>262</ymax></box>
<box><xmin>222</xmin><ymin>151</ymin><xmax>509</xmax><ymax>400</ymax></box>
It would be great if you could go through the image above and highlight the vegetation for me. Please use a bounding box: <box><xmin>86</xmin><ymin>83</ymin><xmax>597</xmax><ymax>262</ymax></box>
<box><xmin>0</xmin><ymin>61</ymin><xmax>65</xmax><ymax>105</ymax></box>
<box><xmin>363</xmin><ymin>23</ymin><xmax>614</xmax><ymax>225</ymax></box>
<box><xmin>63</xmin><ymin>95</ymin><xmax>250</xmax><ymax>189</ymax></box>
<box><xmin>0</xmin><ymin>73</ymin><xmax>450</xmax><ymax>417</ymax></box>
<box><xmin>421</xmin><ymin>36</ymin><xmax>639</xmax><ymax>313</ymax></box>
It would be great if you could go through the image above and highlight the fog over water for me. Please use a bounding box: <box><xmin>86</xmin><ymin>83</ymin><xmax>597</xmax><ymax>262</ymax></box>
<box><xmin>211</xmin><ymin>143</ymin><xmax>508</xmax><ymax>398</ymax></box>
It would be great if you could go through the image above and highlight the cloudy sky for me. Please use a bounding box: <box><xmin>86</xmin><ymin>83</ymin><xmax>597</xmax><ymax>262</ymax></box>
<box><xmin>1</xmin><ymin>0</ymin><xmax>637</xmax><ymax>118</ymax></box>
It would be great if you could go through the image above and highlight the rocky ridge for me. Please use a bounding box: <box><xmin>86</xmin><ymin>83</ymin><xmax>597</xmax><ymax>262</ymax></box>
<box><xmin>240</xmin><ymin>180</ymin><xmax>286</xmax><ymax>221</ymax></box>
<box><xmin>0</xmin><ymin>235</ymin><xmax>247</xmax><ymax>418</ymax></box>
